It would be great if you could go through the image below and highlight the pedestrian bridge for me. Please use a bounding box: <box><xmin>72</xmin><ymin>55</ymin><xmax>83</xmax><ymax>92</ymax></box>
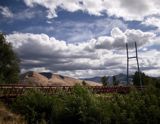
<box><xmin>0</xmin><ymin>84</ymin><xmax>143</xmax><ymax>99</ymax></box>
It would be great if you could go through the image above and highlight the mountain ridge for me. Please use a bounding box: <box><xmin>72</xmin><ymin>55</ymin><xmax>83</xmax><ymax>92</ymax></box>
<box><xmin>82</xmin><ymin>73</ymin><xmax>133</xmax><ymax>85</ymax></box>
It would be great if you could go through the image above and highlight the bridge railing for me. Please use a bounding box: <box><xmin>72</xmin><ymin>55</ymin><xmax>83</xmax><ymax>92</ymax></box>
<box><xmin>0</xmin><ymin>84</ymin><xmax>145</xmax><ymax>99</ymax></box>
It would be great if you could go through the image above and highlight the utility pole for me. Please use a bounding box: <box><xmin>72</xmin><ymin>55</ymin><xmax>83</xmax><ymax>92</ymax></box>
<box><xmin>126</xmin><ymin>42</ymin><xmax>142</xmax><ymax>88</ymax></box>
<box><xmin>126</xmin><ymin>43</ymin><xmax>129</xmax><ymax>85</ymax></box>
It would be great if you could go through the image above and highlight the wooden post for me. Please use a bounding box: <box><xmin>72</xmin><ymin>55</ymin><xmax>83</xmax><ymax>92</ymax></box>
<box><xmin>126</xmin><ymin>43</ymin><xmax>129</xmax><ymax>85</ymax></box>
<box><xmin>126</xmin><ymin>42</ymin><xmax>142</xmax><ymax>88</ymax></box>
<box><xmin>135</xmin><ymin>42</ymin><xmax>142</xmax><ymax>89</ymax></box>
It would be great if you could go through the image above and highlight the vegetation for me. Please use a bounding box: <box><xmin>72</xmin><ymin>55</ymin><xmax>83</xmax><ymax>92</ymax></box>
<box><xmin>101</xmin><ymin>76</ymin><xmax>108</xmax><ymax>86</ymax></box>
<box><xmin>112</xmin><ymin>76</ymin><xmax>119</xmax><ymax>86</ymax></box>
<box><xmin>133</xmin><ymin>71</ymin><xmax>160</xmax><ymax>86</ymax></box>
<box><xmin>11</xmin><ymin>82</ymin><xmax>160</xmax><ymax>124</ymax></box>
<box><xmin>0</xmin><ymin>101</ymin><xmax>26</xmax><ymax>124</ymax></box>
<box><xmin>0</xmin><ymin>33</ymin><xmax>20</xmax><ymax>84</ymax></box>
<box><xmin>82</xmin><ymin>80</ymin><xmax>86</xmax><ymax>86</ymax></box>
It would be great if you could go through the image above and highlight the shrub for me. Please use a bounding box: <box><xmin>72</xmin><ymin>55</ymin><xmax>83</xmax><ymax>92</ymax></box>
<box><xmin>12</xmin><ymin>89</ymin><xmax>54</xmax><ymax>123</ymax></box>
<box><xmin>11</xmin><ymin>85</ymin><xmax>160</xmax><ymax>124</ymax></box>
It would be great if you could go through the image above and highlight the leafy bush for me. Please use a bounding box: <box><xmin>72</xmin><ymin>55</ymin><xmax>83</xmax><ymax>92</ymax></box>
<box><xmin>11</xmin><ymin>84</ymin><xmax>160</xmax><ymax>124</ymax></box>
<box><xmin>59</xmin><ymin>85</ymin><xmax>102</xmax><ymax>124</ymax></box>
<box><xmin>12</xmin><ymin>89</ymin><xmax>50</xmax><ymax>123</ymax></box>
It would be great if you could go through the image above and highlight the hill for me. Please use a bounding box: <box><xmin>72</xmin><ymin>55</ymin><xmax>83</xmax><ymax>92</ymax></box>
<box><xmin>83</xmin><ymin>76</ymin><xmax>101</xmax><ymax>82</ymax></box>
<box><xmin>20</xmin><ymin>71</ymin><xmax>48</xmax><ymax>86</ymax></box>
<box><xmin>20</xmin><ymin>71</ymin><xmax>102</xmax><ymax>86</ymax></box>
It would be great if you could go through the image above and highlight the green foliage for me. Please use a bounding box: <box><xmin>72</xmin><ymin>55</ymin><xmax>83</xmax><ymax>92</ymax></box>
<box><xmin>11</xmin><ymin>84</ymin><xmax>160</xmax><ymax>124</ymax></box>
<box><xmin>133</xmin><ymin>71</ymin><xmax>142</xmax><ymax>86</ymax></box>
<box><xmin>12</xmin><ymin>89</ymin><xmax>64</xmax><ymax>124</ymax></box>
<box><xmin>0</xmin><ymin>33</ymin><xmax>20</xmax><ymax>84</ymax></box>
<box><xmin>133</xmin><ymin>71</ymin><xmax>160</xmax><ymax>87</ymax></box>
<box><xmin>59</xmin><ymin>85</ymin><xmax>102</xmax><ymax>124</ymax></box>
<box><xmin>112</xmin><ymin>76</ymin><xmax>119</xmax><ymax>86</ymax></box>
<box><xmin>82</xmin><ymin>80</ymin><xmax>86</xmax><ymax>86</ymax></box>
<box><xmin>12</xmin><ymin>85</ymin><xmax>102</xmax><ymax>124</ymax></box>
<box><xmin>101</xmin><ymin>76</ymin><xmax>108</xmax><ymax>86</ymax></box>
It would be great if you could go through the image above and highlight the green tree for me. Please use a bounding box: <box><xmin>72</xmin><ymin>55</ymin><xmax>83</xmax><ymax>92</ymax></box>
<box><xmin>0</xmin><ymin>33</ymin><xmax>20</xmax><ymax>83</ymax></box>
<box><xmin>133</xmin><ymin>71</ymin><xmax>143</xmax><ymax>86</ymax></box>
<box><xmin>101</xmin><ymin>76</ymin><xmax>108</xmax><ymax>86</ymax></box>
<box><xmin>133</xmin><ymin>71</ymin><xmax>153</xmax><ymax>86</ymax></box>
<box><xmin>82</xmin><ymin>80</ymin><xmax>86</xmax><ymax>86</ymax></box>
<box><xmin>112</xmin><ymin>76</ymin><xmax>119</xmax><ymax>86</ymax></box>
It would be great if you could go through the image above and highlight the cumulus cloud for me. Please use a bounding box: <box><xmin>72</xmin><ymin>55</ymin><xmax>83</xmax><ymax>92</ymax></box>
<box><xmin>23</xmin><ymin>0</ymin><xmax>160</xmax><ymax>20</ymax></box>
<box><xmin>6</xmin><ymin>28</ymin><xmax>158</xmax><ymax>77</ymax></box>
<box><xmin>0</xmin><ymin>6</ymin><xmax>13</xmax><ymax>18</ymax></box>
<box><xmin>138</xmin><ymin>49</ymin><xmax>160</xmax><ymax>77</ymax></box>
<box><xmin>142</xmin><ymin>17</ymin><xmax>160</xmax><ymax>29</ymax></box>
<box><xmin>125</xmin><ymin>29</ymin><xmax>155</xmax><ymax>47</ymax></box>
<box><xmin>6</xmin><ymin>33</ymin><xmax>99</xmax><ymax>71</ymax></box>
<box><xmin>95</xmin><ymin>28</ymin><xmax>155</xmax><ymax>49</ymax></box>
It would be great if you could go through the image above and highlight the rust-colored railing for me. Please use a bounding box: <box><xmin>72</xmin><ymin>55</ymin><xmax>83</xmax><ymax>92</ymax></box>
<box><xmin>0</xmin><ymin>84</ymin><xmax>144</xmax><ymax>99</ymax></box>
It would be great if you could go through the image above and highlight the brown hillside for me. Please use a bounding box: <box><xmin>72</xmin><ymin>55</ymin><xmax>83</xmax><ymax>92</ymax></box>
<box><xmin>48</xmin><ymin>74</ymin><xmax>81</xmax><ymax>86</ymax></box>
<box><xmin>20</xmin><ymin>71</ymin><xmax>48</xmax><ymax>86</ymax></box>
<box><xmin>20</xmin><ymin>71</ymin><xmax>102</xmax><ymax>86</ymax></box>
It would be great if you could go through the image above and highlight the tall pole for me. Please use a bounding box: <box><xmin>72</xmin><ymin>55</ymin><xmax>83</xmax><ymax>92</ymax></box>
<box><xmin>126</xmin><ymin>43</ymin><xmax>129</xmax><ymax>85</ymax></box>
<box><xmin>126</xmin><ymin>42</ymin><xmax>142</xmax><ymax>88</ymax></box>
<box><xmin>135</xmin><ymin>42</ymin><xmax>142</xmax><ymax>89</ymax></box>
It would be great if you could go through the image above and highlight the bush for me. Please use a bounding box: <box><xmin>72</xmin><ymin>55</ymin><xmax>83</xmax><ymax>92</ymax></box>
<box><xmin>12</xmin><ymin>89</ymin><xmax>50</xmax><ymax>123</ymax></box>
<box><xmin>12</xmin><ymin>85</ymin><xmax>103</xmax><ymax>124</ymax></box>
<box><xmin>11</xmin><ymin>85</ymin><xmax>160</xmax><ymax>124</ymax></box>
<box><xmin>59</xmin><ymin>85</ymin><xmax>102</xmax><ymax>124</ymax></box>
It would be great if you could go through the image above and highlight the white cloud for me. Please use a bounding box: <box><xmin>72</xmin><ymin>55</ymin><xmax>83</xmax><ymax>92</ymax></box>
<box><xmin>95</xmin><ymin>28</ymin><xmax>155</xmax><ymax>49</ymax></box>
<box><xmin>23</xmin><ymin>0</ymin><xmax>160</xmax><ymax>20</ymax></box>
<box><xmin>0</xmin><ymin>6</ymin><xmax>13</xmax><ymax>18</ymax></box>
<box><xmin>0</xmin><ymin>6</ymin><xmax>41</xmax><ymax>20</ymax></box>
<box><xmin>142</xmin><ymin>17</ymin><xmax>160</xmax><ymax>29</ymax></box>
<box><xmin>125</xmin><ymin>29</ymin><xmax>155</xmax><ymax>47</ymax></box>
<box><xmin>6</xmin><ymin>28</ymin><xmax>159</xmax><ymax>77</ymax></box>
<box><xmin>138</xmin><ymin>49</ymin><xmax>160</xmax><ymax>77</ymax></box>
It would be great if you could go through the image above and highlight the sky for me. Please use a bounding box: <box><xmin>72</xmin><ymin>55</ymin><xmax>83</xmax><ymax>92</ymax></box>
<box><xmin>0</xmin><ymin>0</ymin><xmax>160</xmax><ymax>78</ymax></box>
